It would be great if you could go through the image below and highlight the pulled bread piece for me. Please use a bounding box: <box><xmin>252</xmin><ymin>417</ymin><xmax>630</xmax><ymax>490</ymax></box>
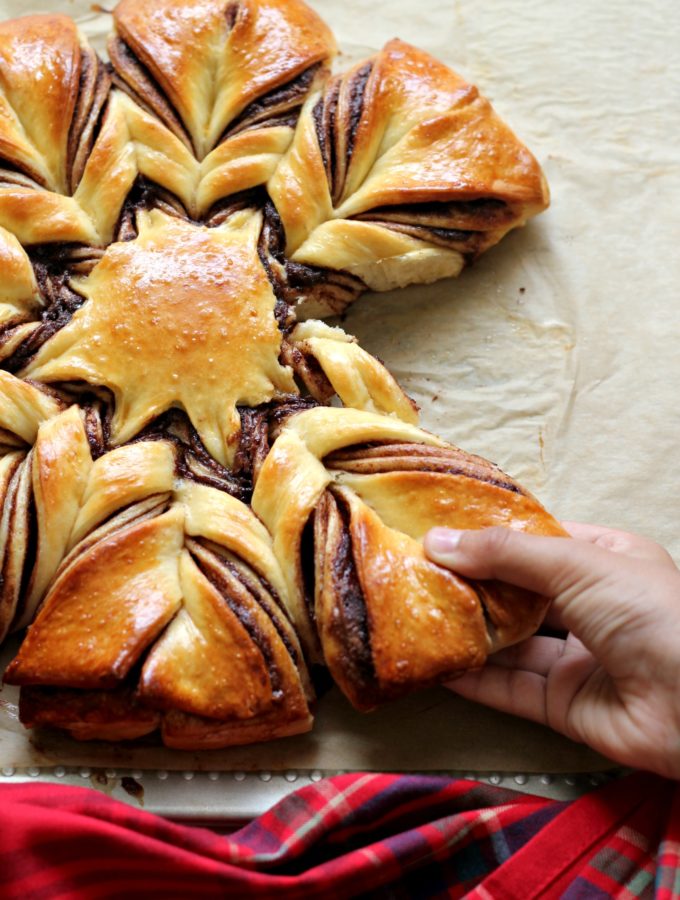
<box><xmin>253</xmin><ymin>408</ymin><xmax>566</xmax><ymax>710</ymax></box>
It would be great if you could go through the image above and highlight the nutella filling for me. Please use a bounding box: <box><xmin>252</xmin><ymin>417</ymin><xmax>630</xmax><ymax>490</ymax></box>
<box><xmin>191</xmin><ymin>544</ymin><xmax>286</xmax><ymax>702</ymax></box>
<box><xmin>223</xmin><ymin>63</ymin><xmax>323</xmax><ymax>139</ymax></box>
<box><xmin>68</xmin><ymin>51</ymin><xmax>111</xmax><ymax>193</ymax></box>
<box><xmin>325</xmin><ymin>442</ymin><xmax>526</xmax><ymax>495</ymax></box>
<box><xmin>108</xmin><ymin>37</ymin><xmax>193</xmax><ymax>151</ymax></box>
<box><xmin>316</xmin><ymin>489</ymin><xmax>377</xmax><ymax>692</ymax></box>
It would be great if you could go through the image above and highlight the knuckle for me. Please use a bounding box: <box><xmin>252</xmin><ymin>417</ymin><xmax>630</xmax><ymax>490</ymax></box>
<box><xmin>596</xmin><ymin>532</ymin><xmax>640</xmax><ymax>555</ymax></box>
<box><xmin>475</xmin><ymin>525</ymin><xmax>515</xmax><ymax>558</ymax></box>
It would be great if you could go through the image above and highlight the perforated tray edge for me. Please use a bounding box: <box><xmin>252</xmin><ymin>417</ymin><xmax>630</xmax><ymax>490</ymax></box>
<box><xmin>0</xmin><ymin>765</ymin><xmax>623</xmax><ymax>823</ymax></box>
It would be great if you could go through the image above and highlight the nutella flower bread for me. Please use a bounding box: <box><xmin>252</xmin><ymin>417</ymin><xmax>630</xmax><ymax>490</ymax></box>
<box><xmin>0</xmin><ymin>0</ymin><xmax>555</xmax><ymax>749</ymax></box>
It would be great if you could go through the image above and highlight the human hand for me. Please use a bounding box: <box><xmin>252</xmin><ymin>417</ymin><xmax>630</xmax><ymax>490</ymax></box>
<box><xmin>423</xmin><ymin>523</ymin><xmax>680</xmax><ymax>778</ymax></box>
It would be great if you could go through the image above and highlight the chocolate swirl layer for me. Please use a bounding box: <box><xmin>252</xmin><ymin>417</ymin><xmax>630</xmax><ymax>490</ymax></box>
<box><xmin>109</xmin><ymin>0</ymin><xmax>335</xmax><ymax>160</ymax></box>
<box><xmin>310</xmin><ymin>441</ymin><xmax>537</xmax><ymax>708</ymax></box>
<box><xmin>3</xmin><ymin>413</ymin><xmax>314</xmax><ymax>747</ymax></box>
<box><xmin>67</xmin><ymin>48</ymin><xmax>111</xmax><ymax>194</ymax></box>
<box><xmin>251</xmin><ymin>407</ymin><xmax>566</xmax><ymax>710</ymax></box>
<box><xmin>0</xmin><ymin>19</ymin><xmax>110</xmax><ymax>195</ymax></box>
<box><xmin>313</xmin><ymin>62</ymin><xmax>374</xmax><ymax>207</ymax></box>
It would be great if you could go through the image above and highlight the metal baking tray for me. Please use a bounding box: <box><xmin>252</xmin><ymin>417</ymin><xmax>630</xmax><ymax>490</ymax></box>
<box><xmin>0</xmin><ymin>638</ymin><xmax>620</xmax><ymax>821</ymax></box>
<box><xmin>0</xmin><ymin>764</ymin><xmax>620</xmax><ymax>824</ymax></box>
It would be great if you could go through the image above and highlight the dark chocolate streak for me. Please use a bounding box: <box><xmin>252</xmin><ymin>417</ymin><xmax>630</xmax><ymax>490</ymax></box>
<box><xmin>325</xmin><ymin>442</ymin><xmax>525</xmax><ymax>495</ymax></box>
<box><xmin>0</xmin><ymin>457</ymin><xmax>26</xmax><ymax>619</ymax></box>
<box><xmin>108</xmin><ymin>39</ymin><xmax>192</xmax><ymax>151</ymax></box>
<box><xmin>2</xmin><ymin>261</ymin><xmax>86</xmax><ymax>373</ymax></box>
<box><xmin>14</xmin><ymin>488</ymin><xmax>37</xmax><ymax>629</ymax></box>
<box><xmin>284</xmin><ymin>260</ymin><xmax>365</xmax><ymax>315</ymax></box>
<box><xmin>322</xmin><ymin>79</ymin><xmax>339</xmax><ymax>196</ymax></box>
<box><xmin>225</xmin><ymin>1</ymin><xmax>240</xmax><ymax>30</ymax></box>
<box><xmin>377</xmin><ymin>222</ymin><xmax>481</xmax><ymax>254</ymax></box>
<box><xmin>313</xmin><ymin>62</ymin><xmax>373</xmax><ymax>204</ymax></box>
<box><xmin>232</xmin><ymin>406</ymin><xmax>269</xmax><ymax>481</ymax></box>
<box><xmin>280</xmin><ymin>340</ymin><xmax>335</xmax><ymax>404</ymax></box>
<box><xmin>312</xmin><ymin>97</ymin><xmax>329</xmax><ymax>181</ymax></box>
<box><xmin>300</xmin><ymin>514</ymin><xmax>317</xmax><ymax>625</ymax></box>
<box><xmin>68</xmin><ymin>52</ymin><xmax>111</xmax><ymax>193</ymax></box>
<box><xmin>254</xmin><ymin>195</ymin><xmax>361</xmax><ymax>334</ymax></box>
<box><xmin>0</xmin><ymin>156</ymin><xmax>46</xmax><ymax>189</ymax></box>
<box><xmin>131</xmin><ymin>409</ymin><xmax>250</xmax><ymax>501</ymax></box>
<box><xmin>352</xmin><ymin>199</ymin><xmax>516</xmax><ymax>259</ymax></box>
<box><xmin>344</xmin><ymin>63</ymin><xmax>373</xmax><ymax>175</ymax></box>
<box><xmin>116</xmin><ymin>205</ymin><xmax>138</xmax><ymax>243</ymax></box>
<box><xmin>223</xmin><ymin>63</ymin><xmax>322</xmax><ymax>139</ymax></box>
<box><xmin>202</xmin><ymin>541</ymin><xmax>302</xmax><ymax>668</ymax></box>
<box><xmin>29</xmin><ymin>243</ymin><xmax>103</xmax><ymax>270</ymax></box>
<box><xmin>418</xmin><ymin>465</ymin><xmax>521</xmax><ymax>494</ymax></box>
<box><xmin>83</xmin><ymin>401</ymin><xmax>108</xmax><ymax>459</ymax></box>
<box><xmin>336</xmin><ymin>458</ymin><xmax>523</xmax><ymax>494</ymax></box>
<box><xmin>204</xmin><ymin>186</ymin><xmax>263</xmax><ymax>227</ymax></box>
<box><xmin>0</xmin><ymin>454</ymin><xmax>33</xmax><ymax>633</ymax></box>
<box><xmin>267</xmin><ymin>397</ymin><xmax>320</xmax><ymax>435</ymax></box>
<box><xmin>355</xmin><ymin>198</ymin><xmax>513</xmax><ymax>229</ymax></box>
<box><xmin>351</xmin><ymin>198</ymin><xmax>517</xmax><ymax>257</ymax></box>
<box><xmin>112</xmin><ymin>178</ymin><xmax>191</xmax><ymax>242</ymax></box>
<box><xmin>327</xmin><ymin>491</ymin><xmax>376</xmax><ymax>688</ymax></box>
<box><xmin>256</xmin><ymin>198</ymin><xmax>296</xmax><ymax>329</ymax></box>
<box><xmin>193</xmin><ymin>549</ymin><xmax>285</xmax><ymax>701</ymax></box>
<box><xmin>70</xmin><ymin>46</ymin><xmax>94</xmax><ymax>143</ymax></box>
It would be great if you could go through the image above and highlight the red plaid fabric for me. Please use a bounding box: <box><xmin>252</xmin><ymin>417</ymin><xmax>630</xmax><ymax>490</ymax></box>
<box><xmin>0</xmin><ymin>770</ymin><xmax>676</xmax><ymax>899</ymax></box>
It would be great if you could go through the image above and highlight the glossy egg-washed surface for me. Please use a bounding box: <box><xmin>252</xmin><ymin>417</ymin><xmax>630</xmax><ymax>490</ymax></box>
<box><xmin>0</xmin><ymin>0</ymin><xmax>556</xmax><ymax>749</ymax></box>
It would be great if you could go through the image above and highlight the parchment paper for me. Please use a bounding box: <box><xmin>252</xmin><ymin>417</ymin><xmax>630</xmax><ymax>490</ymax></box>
<box><xmin>0</xmin><ymin>0</ymin><xmax>678</xmax><ymax>774</ymax></box>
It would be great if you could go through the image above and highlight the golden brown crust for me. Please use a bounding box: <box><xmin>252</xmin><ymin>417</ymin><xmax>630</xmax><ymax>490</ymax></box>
<box><xmin>0</xmin><ymin>16</ymin><xmax>119</xmax><ymax>246</ymax></box>
<box><xmin>0</xmin><ymin>15</ymin><xmax>81</xmax><ymax>193</ymax></box>
<box><xmin>20</xmin><ymin>406</ymin><xmax>93</xmax><ymax>631</ymax></box>
<box><xmin>139</xmin><ymin>555</ymin><xmax>275</xmax><ymax>720</ymax></box>
<box><xmin>254</xmin><ymin>407</ymin><xmax>566</xmax><ymax>708</ymax></box>
<box><xmin>24</xmin><ymin>209</ymin><xmax>296</xmax><ymax>467</ymax></box>
<box><xmin>336</xmin><ymin>39</ymin><xmax>548</xmax><ymax>214</ymax></box>
<box><xmin>161</xmin><ymin>704</ymin><xmax>313</xmax><ymax>749</ymax></box>
<box><xmin>139</xmin><ymin>545</ymin><xmax>311</xmax><ymax>723</ymax></box>
<box><xmin>19</xmin><ymin>684</ymin><xmax>161</xmax><ymax>742</ymax></box>
<box><xmin>4</xmin><ymin>507</ymin><xmax>185</xmax><ymax>688</ymax></box>
<box><xmin>269</xmin><ymin>38</ymin><xmax>548</xmax><ymax>312</ymax></box>
<box><xmin>0</xmin><ymin>227</ymin><xmax>40</xmax><ymax>327</ymax></box>
<box><xmin>0</xmin><ymin>1</ymin><xmax>554</xmax><ymax>747</ymax></box>
<box><xmin>1</xmin><ymin>405</ymin><xmax>314</xmax><ymax>747</ymax></box>
<box><xmin>347</xmin><ymin>488</ymin><xmax>488</xmax><ymax>703</ymax></box>
<box><xmin>0</xmin><ymin>450</ymin><xmax>31</xmax><ymax>643</ymax></box>
<box><xmin>315</xmin><ymin>487</ymin><xmax>488</xmax><ymax>710</ymax></box>
<box><xmin>112</xmin><ymin>0</ymin><xmax>335</xmax><ymax>159</ymax></box>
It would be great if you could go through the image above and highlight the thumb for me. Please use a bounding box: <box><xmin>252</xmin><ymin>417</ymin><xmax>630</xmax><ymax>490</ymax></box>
<box><xmin>423</xmin><ymin>526</ymin><xmax>646</xmax><ymax>659</ymax></box>
<box><xmin>425</xmin><ymin>526</ymin><xmax>613</xmax><ymax>597</ymax></box>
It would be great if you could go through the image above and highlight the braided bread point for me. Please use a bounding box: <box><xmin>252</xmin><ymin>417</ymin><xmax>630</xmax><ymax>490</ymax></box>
<box><xmin>254</xmin><ymin>407</ymin><xmax>565</xmax><ymax>709</ymax></box>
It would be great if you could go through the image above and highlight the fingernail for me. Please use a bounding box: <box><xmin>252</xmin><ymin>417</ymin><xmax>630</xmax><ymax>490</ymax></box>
<box><xmin>424</xmin><ymin>528</ymin><xmax>463</xmax><ymax>556</ymax></box>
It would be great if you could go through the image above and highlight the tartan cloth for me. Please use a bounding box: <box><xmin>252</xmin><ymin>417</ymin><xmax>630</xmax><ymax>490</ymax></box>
<box><xmin>0</xmin><ymin>770</ymin><xmax>677</xmax><ymax>899</ymax></box>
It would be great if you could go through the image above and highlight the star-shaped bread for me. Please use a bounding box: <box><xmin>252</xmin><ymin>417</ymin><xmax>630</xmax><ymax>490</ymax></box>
<box><xmin>25</xmin><ymin>209</ymin><xmax>296</xmax><ymax>466</ymax></box>
<box><xmin>0</xmin><ymin>0</ymin><xmax>560</xmax><ymax>750</ymax></box>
